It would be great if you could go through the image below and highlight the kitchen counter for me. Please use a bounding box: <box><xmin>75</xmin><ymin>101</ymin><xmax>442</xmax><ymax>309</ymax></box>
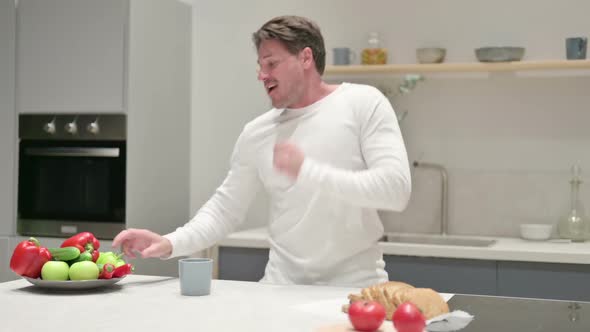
<box><xmin>1</xmin><ymin>274</ymin><xmax>589</xmax><ymax>332</ymax></box>
<box><xmin>219</xmin><ymin>227</ymin><xmax>590</xmax><ymax>264</ymax></box>
<box><xmin>0</xmin><ymin>274</ymin><xmax>365</xmax><ymax>332</ymax></box>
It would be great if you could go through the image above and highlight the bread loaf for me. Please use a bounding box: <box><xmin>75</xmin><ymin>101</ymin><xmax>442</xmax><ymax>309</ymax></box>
<box><xmin>342</xmin><ymin>281</ymin><xmax>449</xmax><ymax>320</ymax></box>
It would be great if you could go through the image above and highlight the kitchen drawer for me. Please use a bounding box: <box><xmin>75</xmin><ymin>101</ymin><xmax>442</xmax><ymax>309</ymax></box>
<box><xmin>384</xmin><ymin>255</ymin><xmax>497</xmax><ymax>296</ymax></box>
<box><xmin>497</xmin><ymin>261</ymin><xmax>590</xmax><ymax>302</ymax></box>
<box><xmin>218</xmin><ymin>247</ymin><xmax>269</xmax><ymax>282</ymax></box>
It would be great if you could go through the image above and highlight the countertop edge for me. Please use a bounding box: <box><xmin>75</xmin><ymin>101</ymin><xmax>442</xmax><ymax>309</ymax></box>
<box><xmin>219</xmin><ymin>228</ymin><xmax>590</xmax><ymax>265</ymax></box>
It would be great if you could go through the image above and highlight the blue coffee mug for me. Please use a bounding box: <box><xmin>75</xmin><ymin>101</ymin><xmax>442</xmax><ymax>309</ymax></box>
<box><xmin>179</xmin><ymin>258</ymin><xmax>213</xmax><ymax>296</ymax></box>
<box><xmin>566</xmin><ymin>37</ymin><xmax>587</xmax><ymax>60</ymax></box>
<box><xmin>333</xmin><ymin>47</ymin><xmax>356</xmax><ymax>65</ymax></box>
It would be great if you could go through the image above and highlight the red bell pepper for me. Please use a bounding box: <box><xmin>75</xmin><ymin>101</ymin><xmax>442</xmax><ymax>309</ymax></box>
<box><xmin>112</xmin><ymin>263</ymin><xmax>134</xmax><ymax>278</ymax></box>
<box><xmin>10</xmin><ymin>237</ymin><xmax>52</xmax><ymax>278</ymax></box>
<box><xmin>60</xmin><ymin>232</ymin><xmax>100</xmax><ymax>253</ymax></box>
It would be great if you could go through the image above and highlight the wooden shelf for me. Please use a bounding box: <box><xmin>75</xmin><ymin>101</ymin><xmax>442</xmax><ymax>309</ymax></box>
<box><xmin>324</xmin><ymin>59</ymin><xmax>590</xmax><ymax>75</ymax></box>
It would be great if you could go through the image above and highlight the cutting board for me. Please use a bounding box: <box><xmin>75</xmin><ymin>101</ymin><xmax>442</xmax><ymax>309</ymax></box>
<box><xmin>314</xmin><ymin>322</ymin><xmax>396</xmax><ymax>332</ymax></box>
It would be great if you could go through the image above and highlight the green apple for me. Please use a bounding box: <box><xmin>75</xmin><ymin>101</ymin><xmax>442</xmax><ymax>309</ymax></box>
<box><xmin>69</xmin><ymin>261</ymin><xmax>100</xmax><ymax>280</ymax></box>
<box><xmin>41</xmin><ymin>261</ymin><xmax>70</xmax><ymax>281</ymax></box>
<box><xmin>96</xmin><ymin>251</ymin><xmax>122</xmax><ymax>265</ymax></box>
<box><xmin>115</xmin><ymin>259</ymin><xmax>126</xmax><ymax>268</ymax></box>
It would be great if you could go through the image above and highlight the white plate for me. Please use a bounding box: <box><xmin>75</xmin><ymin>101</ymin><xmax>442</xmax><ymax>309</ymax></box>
<box><xmin>23</xmin><ymin>276</ymin><xmax>125</xmax><ymax>290</ymax></box>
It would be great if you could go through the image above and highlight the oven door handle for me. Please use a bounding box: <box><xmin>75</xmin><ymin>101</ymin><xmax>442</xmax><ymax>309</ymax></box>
<box><xmin>25</xmin><ymin>147</ymin><xmax>120</xmax><ymax>158</ymax></box>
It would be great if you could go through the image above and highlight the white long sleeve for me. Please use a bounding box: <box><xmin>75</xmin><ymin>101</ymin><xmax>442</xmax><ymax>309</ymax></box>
<box><xmin>297</xmin><ymin>95</ymin><xmax>411</xmax><ymax>211</ymax></box>
<box><xmin>165</xmin><ymin>83</ymin><xmax>411</xmax><ymax>287</ymax></box>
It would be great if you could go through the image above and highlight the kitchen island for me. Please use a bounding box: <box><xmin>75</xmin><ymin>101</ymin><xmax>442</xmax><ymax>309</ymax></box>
<box><xmin>1</xmin><ymin>274</ymin><xmax>588</xmax><ymax>332</ymax></box>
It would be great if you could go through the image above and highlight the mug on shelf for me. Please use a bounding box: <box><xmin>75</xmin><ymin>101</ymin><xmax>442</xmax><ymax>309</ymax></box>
<box><xmin>566</xmin><ymin>37</ymin><xmax>587</xmax><ymax>60</ymax></box>
<box><xmin>333</xmin><ymin>47</ymin><xmax>356</xmax><ymax>65</ymax></box>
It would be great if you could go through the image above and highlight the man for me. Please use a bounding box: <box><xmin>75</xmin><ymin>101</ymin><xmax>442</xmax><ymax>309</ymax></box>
<box><xmin>112</xmin><ymin>15</ymin><xmax>411</xmax><ymax>287</ymax></box>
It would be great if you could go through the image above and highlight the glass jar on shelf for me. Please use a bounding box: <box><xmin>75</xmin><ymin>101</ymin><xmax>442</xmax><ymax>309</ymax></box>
<box><xmin>361</xmin><ymin>32</ymin><xmax>387</xmax><ymax>65</ymax></box>
<box><xmin>557</xmin><ymin>164</ymin><xmax>589</xmax><ymax>241</ymax></box>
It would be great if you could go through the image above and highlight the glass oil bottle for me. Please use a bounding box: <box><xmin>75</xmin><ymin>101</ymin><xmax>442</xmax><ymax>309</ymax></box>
<box><xmin>361</xmin><ymin>32</ymin><xmax>387</xmax><ymax>65</ymax></box>
<box><xmin>558</xmin><ymin>164</ymin><xmax>588</xmax><ymax>241</ymax></box>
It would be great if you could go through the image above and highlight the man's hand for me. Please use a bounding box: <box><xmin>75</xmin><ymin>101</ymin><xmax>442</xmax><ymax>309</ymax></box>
<box><xmin>273</xmin><ymin>141</ymin><xmax>305</xmax><ymax>179</ymax></box>
<box><xmin>112</xmin><ymin>228</ymin><xmax>173</xmax><ymax>259</ymax></box>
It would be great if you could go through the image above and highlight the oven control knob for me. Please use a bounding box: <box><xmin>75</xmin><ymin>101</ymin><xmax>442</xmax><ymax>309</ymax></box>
<box><xmin>87</xmin><ymin>121</ymin><xmax>100</xmax><ymax>135</ymax></box>
<box><xmin>64</xmin><ymin>121</ymin><xmax>78</xmax><ymax>135</ymax></box>
<box><xmin>43</xmin><ymin>122</ymin><xmax>56</xmax><ymax>135</ymax></box>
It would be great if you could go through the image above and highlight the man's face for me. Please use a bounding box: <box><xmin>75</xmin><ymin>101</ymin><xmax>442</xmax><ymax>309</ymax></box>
<box><xmin>257</xmin><ymin>39</ymin><xmax>305</xmax><ymax>109</ymax></box>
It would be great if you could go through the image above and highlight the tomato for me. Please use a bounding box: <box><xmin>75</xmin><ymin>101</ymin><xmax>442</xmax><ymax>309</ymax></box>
<box><xmin>348</xmin><ymin>301</ymin><xmax>386</xmax><ymax>332</ymax></box>
<box><xmin>392</xmin><ymin>302</ymin><xmax>426</xmax><ymax>332</ymax></box>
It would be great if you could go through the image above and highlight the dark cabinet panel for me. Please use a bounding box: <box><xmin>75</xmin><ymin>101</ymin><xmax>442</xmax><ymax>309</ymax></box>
<box><xmin>384</xmin><ymin>255</ymin><xmax>497</xmax><ymax>295</ymax></box>
<box><xmin>218</xmin><ymin>247</ymin><xmax>269</xmax><ymax>282</ymax></box>
<box><xmin>497</xmin><ymin>261</ymin><xmax>590</xmax><ymax>302</ymax></box>
<box><xmin>217</xmin><ymin>246</ymin><xmax>590</xmax><ymax>302</ymax></box>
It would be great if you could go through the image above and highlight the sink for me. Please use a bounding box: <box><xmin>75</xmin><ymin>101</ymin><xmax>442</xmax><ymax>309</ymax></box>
<box><xmin>381</xmin><ymin>233</ymin><xmax>496</xmax><ymax>247</ymax></box>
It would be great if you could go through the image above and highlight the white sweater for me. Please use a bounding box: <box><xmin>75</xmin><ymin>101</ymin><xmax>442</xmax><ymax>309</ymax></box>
<box><xmin>165</xmin><ymin>83</ymin><xmax>411</xmax><ymax>287</ymax></box>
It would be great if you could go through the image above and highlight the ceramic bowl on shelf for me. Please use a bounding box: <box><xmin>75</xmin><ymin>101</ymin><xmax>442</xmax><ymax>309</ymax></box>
<box><xmin>416</xmin><ymin>47</ymin><xmax>446</xmax><ymax>64</ymax></box>
<box><xmin>519</xmin><ymin>223</ymin><xmax>553</xmax><ymax>241</ymax></box>
<box><xmin>475</xmin><ymin>46</ymin><xmax>525</xmax><ymax>62</ymax></box>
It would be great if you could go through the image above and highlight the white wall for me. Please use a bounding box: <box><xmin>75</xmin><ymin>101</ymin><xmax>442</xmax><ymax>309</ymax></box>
<box><xmin>190</xmin><ymin>0</ymin><xmax>590</xmax><ymax>238</ymax></box>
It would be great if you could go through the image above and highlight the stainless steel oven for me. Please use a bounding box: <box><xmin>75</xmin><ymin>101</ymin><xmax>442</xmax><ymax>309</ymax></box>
<box><xmin>17</xmin><ymin>114</ymin><xmax>126</xmax><ymax>239</ymax></box>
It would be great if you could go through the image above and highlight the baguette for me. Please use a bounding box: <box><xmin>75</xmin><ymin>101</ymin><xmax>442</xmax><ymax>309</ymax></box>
<box><xmin>342</xmin><ymin>281</ymin><xmax>449</xmax><ymax>320</ymax></box>
<box><xmin>344</xmin><ymin>281</ymin><xmax>414</xmax><ymax>320</ymax></box>
<box><xmin>393</xmin><ymin>287</ymin><xmax>450</xmax><ymax>319</ymax></box>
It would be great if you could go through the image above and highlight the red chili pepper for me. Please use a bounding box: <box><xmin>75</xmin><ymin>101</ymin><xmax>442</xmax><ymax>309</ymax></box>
<box><xmin>112</xmin><ymin>263</ymin><xmax>134</xmax><ymax>278</ymax></box>
<box><xmin>91</xmin><ymin>250</ymin><xmax>100</xmax><ymax>262</ymax></box>
<box><xmin>60</xmin><ymin>232</ymin><xmax>100</xmax><ymax>253</ymax></box>
<box><xmin>9</xmin><ymin>237</ymin><xmax>52</xmax><ymax>278</ymax></box>
<box><xmin>99</xmin><ymin>263</ymin><xmax>116</xmax><ymax>279</ymax></box>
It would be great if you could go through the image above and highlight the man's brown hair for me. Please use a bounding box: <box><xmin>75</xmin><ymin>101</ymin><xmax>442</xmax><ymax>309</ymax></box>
<box><xmin>252</xmin><ymin>15</ymin><xmax>326</xmax><ymax>75</ymax></box>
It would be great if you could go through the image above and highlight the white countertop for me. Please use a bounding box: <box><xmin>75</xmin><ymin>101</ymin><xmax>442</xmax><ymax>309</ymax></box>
<box><xmin>219</xmin><ymin>228</ymin><xmax>590</xmax><ymax>265</ymax></box>
<box><xmin>4</xmin><ymin>275</ymin><xmax>588</xmax><ymax>332</ymax></box>
<box><xmin>0</xmin><ymin>275</ymin><xmax>363</xmax><ymax>332</ymax></box>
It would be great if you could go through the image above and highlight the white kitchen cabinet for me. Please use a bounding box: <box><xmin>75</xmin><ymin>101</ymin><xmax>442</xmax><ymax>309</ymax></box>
<box><xmin>124</xmin><ymin>0</ymin><xmax>191</xmax><ymax>278</ymax></box>
<box><xmin>0</xmin><ymin>237</ymin><xmax>16</xmax><ymax>282</ymax></box>
<box><xmin>17</xmin><ymin>0</ymin><xmax>127</xmax><ymax>113</ymax></box>
<box><xmin>0</xmin><ymin>0</ymin><xmax>16</xmax><ymax>236</ymax></box>
<box><xmin>13</xmin><ymin>0</ymin><xmax>192</xmax><ymax>278</ymax></box>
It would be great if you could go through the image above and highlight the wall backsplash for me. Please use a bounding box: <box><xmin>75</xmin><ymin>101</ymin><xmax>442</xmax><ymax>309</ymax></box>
<box><xmin>378</xmin><ymin>74</ymin><xmax>590</xmax><ymax>237</ymax></box>
<box><xmin>191</xmin><ymin>0</ymin><xmax>590</xmax><ymax>239</ymax></box>
<box><xmin>380</xmin><ymin>168</ymin><xmax>590</xmax><ymax>237</ymax></box>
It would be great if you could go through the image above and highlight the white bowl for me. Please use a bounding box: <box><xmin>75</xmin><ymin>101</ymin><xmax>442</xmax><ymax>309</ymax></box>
<box><xmin>416</xmin><ymin>47</ymin><xmax>446</xmax><ymax>64</ymax></box>
<box><xmin>475</xmin><ymin>46</ymin><xmax>525</xmax><ymax>62</ymax></box>
<box><xmin>519</xmin><ymin>224</ymin><xmax>553</xmax><ymax>241</ymax></box>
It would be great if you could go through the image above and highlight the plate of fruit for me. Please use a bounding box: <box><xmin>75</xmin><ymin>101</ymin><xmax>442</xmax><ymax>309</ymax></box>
<box><xmin>23</xmin><ymin>276</ymin><xmax>126</xmax><ymax>290</ymax></box>
<box><xmin>10</xmin><ymin>233</ymin><xmax>134</xmax><ymax>290</ymax></box>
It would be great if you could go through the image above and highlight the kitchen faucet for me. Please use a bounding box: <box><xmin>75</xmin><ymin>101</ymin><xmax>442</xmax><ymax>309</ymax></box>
<box><xmin>413</xmin><ymin>161</ymin><xmax>448</xmax><ymax>236</ymax></box>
